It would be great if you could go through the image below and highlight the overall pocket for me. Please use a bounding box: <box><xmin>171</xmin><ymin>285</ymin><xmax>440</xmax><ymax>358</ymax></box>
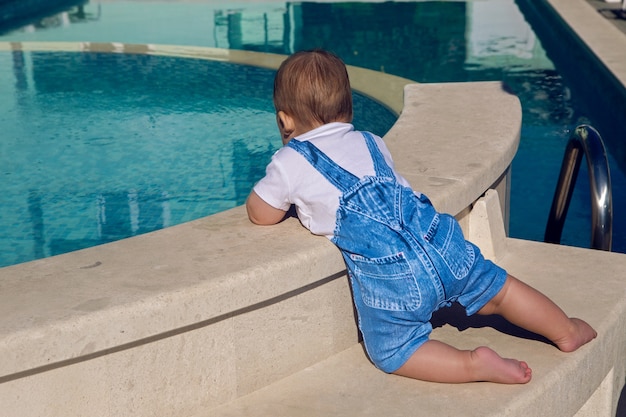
<box><xmin>349</xmin><ymin>252</ymin><xmax>421</xmax><ymax>311</ymax></box>
<box><xmin>424</xmin><ymin>213</ymin><xmax>475</xmax><ymax>279</ymax></box>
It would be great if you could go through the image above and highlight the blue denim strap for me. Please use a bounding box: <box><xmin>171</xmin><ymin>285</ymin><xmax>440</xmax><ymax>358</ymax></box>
<box><xmin>286</xmin><ymin>138</ymin><xmax>358</xmax><ymax>192</ymax></box>
<box><xmin>286</xmin><ymin>131</ymin><xmax>395</xmax><ymax>191</ymax></box>
<box><xmin>361</xmin><ymin>131</ymin><xmax>395</xmax><ymax>178</ymax></box>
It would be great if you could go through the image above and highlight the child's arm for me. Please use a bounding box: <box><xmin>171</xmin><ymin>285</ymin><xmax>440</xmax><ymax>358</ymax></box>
<box><xmin>246</xmin><ymin>191</ymin><xmax>288</xmax><ymax>225</ymax></box>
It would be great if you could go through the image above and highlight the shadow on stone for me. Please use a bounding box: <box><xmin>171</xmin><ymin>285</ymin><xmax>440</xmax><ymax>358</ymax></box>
<box><xmin>430</xmin><ymin>302</ymin><xmax>553</xmax><ymax>346</ymax></box>
<box><xmin>617</xmin><ymin>381</ymin><xmax>626</xmax><ymax>417</ymax></box>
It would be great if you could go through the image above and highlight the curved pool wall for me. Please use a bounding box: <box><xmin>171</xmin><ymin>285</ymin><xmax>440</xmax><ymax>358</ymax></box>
<box><xmin>1</xmin><ymin>42</ymin><xmax>625</xmax><ymax>416</ymax></box>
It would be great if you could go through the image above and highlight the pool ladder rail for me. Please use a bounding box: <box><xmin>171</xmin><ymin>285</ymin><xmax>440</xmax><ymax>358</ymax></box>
<box><xmin>544</xmin><ymin>124</ymin><xmax>613</xmax><ymax>251</ymax></box>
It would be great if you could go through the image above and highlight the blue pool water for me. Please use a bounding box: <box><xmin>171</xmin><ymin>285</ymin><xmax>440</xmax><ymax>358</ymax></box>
<box><xmin>0</xmin><ymin>52</ymin><xmax>396</xmax><ymax>267</ymax></box>
<box><xmin>1</xmin><ymin>0</ymin><xmax>625</xmax><ymax>267</ymax></box>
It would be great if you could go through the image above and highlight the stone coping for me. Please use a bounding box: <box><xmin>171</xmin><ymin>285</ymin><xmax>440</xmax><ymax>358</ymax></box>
<box><xmin>0</xmin><ymin>43</ymin><xmax>520</xmax><ymax>382</ymax></box>
<box><xmin>547</xmin><ymin>0</ymin><xmax>626</xmax><ymax>88</ymax></box>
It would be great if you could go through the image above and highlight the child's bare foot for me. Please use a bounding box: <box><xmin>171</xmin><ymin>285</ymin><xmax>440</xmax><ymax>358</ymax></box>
<box><xmin>471</xmin><ymin>346</ymin><xmax>532</xmax><ymax>384</ymax></box>
<box><xmin>553</xmin><ymin>318</ymin><xmax>597</xmax><ymax>352</ymax></box>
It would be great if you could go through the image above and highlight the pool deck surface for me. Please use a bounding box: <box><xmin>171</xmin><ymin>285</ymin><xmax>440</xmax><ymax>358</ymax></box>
<box><xmin>572</xmin><ymin>0</ymin><xmax>626</xmax><ymax>88</ymax></box>
<box><xmin>588</xmin><ymin>0</ymin><xmax>626</xmax><ymax>34</ymax></box>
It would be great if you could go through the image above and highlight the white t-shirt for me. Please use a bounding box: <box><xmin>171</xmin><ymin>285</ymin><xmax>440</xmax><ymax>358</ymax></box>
<box><xmin>253</xmin><ymin>122</ymin><xmax>412</xmax><ymax>239</ymax></box>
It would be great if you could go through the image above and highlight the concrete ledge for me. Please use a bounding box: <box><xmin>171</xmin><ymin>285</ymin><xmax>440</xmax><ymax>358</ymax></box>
<box><xmin>384</xmin><ymin>81</ymin><xmax>519</xmax><ymax>217</ymax></box>
<box><xmin>546</xmin><ymin>0</ymin><xmax>626</xmax><ymax>88</ymax></box>
<box><xmin>208</xmin><ymin>196</ymin><xmax>626</xmax><ymax>417</ymax></box>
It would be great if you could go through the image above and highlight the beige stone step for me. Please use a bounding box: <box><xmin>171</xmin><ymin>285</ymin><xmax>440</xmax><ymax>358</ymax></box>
<box><xmin>207</xmin><ymin>238</ymin><xmax>626</xmax><ymax>417</ymax></box>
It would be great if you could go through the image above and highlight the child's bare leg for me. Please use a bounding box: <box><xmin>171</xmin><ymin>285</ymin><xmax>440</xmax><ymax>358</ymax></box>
<box><xmin>477</xmin><ymin>275</ymin><xmax>597</xmax><ymax>352</ymax></box>
<box><xmin>393</xmin><ymin>340</ymin><xmax>532</xmax><ymax>384</ymax></box>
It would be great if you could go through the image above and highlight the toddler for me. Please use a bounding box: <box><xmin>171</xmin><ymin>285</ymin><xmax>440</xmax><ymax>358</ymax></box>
<box><xmin>246</xmin><ymin>49</ymin><xmax>596</xmax><ymax>384</ymax></box>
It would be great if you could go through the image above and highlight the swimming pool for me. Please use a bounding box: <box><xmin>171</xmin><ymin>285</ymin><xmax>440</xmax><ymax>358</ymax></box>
<box><xmin>0</xmin><ymin>50</ymin><xmax>396</xmax><ymax>267</ymax></box>
<box><xmin>1</xmin><ymin>0</ymin><xmax>624</xmax><ymax>267</ymax></box>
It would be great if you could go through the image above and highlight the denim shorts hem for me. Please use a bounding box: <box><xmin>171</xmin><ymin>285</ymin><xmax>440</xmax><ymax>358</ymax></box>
<box><xmin>374</xmin><ymin>335</ymin><xmax>430</xmax><ymax>373</ymax></box>
<box><xmin>461</xmin><ymin>265</ymin><xmax>508</xmax><ymax>316</ymax></box>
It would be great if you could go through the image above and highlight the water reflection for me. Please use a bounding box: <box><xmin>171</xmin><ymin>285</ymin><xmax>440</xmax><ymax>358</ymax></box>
<box><xmin>3</xmin><ymin>1</ymin><xmax>570</xmax><ymax>128</ymax></box>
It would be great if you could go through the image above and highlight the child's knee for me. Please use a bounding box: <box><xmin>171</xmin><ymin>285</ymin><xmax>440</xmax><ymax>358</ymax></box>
<box><xmin>476</xmin><ymin>274</ymin><xmax>514</xmax><ymax>315</ymax></box>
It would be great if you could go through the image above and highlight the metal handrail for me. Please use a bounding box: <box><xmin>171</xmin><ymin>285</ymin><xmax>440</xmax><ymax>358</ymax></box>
<box><xmin>544</xmin><ymin>124</ymin><xmax>613</xmax><ymax>251</ymax></box>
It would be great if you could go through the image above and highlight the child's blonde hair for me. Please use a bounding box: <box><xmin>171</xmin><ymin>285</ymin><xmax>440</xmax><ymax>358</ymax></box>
<box><xmin>273</xmin><ymin>49</ymin><xmax>353</xmax><ymax>130</ymax></box>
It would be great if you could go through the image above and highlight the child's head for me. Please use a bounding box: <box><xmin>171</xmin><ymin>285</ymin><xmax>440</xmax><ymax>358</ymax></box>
<box><xmin>273</xmin><ymin>49</ymin><xmax>353</xmax><ymax>142</ymax></box>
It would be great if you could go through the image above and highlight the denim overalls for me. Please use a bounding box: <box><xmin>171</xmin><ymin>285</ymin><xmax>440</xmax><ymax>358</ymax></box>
<box><xmin>287</xmin><ymin>132</ymin><xmax>507</xmax><ymax>373</ymax></box>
